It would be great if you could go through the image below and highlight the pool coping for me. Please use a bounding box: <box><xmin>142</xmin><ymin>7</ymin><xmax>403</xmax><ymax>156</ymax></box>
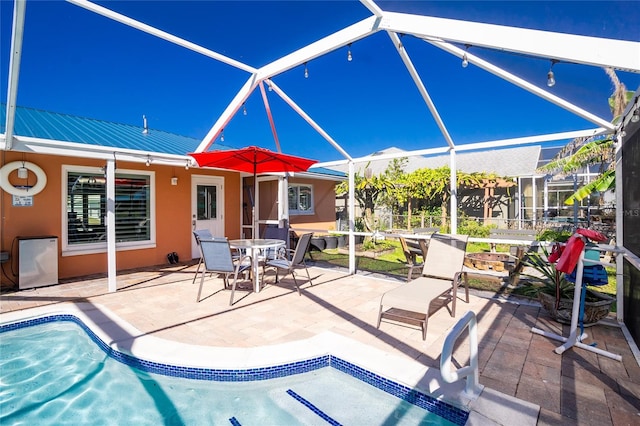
<box><xmin>0</xmin><ymin>302</ymin><xmax>540</xmax><ymax>425</ymax></box>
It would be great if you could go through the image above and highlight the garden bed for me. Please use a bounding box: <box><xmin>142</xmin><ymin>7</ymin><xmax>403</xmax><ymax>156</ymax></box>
<box><xmin>337</xmin><ymin>245</ymin><xmax>395</xmax><ymax>259</ymax></box>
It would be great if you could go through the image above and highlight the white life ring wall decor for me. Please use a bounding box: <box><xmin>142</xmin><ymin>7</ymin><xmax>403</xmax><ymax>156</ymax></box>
<box><xmin>0</xmin><ymin>161</ymin><xmax>48</xmax><ymax>196</ymax></box>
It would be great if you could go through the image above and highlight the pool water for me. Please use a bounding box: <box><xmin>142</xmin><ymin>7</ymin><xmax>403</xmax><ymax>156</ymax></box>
<box><xmin>0</xmin><ymin>320</ymin><xmax>466</xmax><ymax>425</ymax></box>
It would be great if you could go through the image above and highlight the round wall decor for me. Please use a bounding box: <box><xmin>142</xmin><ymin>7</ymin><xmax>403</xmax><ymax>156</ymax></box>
<box><xmin>0</xmin><ymin>161</ymin><xmax>48</xmax><ymax>196</ymax></box>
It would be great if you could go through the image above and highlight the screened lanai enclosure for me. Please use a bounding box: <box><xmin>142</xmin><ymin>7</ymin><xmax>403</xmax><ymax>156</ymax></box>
<box><xmin>2</xmin><ymin>1</ymin><xmax>640</xmax><ymax>341</ymax></box>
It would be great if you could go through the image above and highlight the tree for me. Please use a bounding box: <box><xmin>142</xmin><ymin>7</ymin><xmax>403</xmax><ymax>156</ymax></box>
<box><xmin>403</xmin><ymin>166</ymin><xmax>486</xmax><ymax>228</ymax></box>
<box><xmin>335</xmin><ymin>164</ymin><xmax>394</xmax><ymax>233</ymax></box>
<box><xmin>378</xmin><ymin>157</ymin><xmax>408</xmax><ymax>216</ymax></box>
<box><xmin>538</xmin><ymin>68</ymin><xmax>633</xmax><ymax>204</ymax></box>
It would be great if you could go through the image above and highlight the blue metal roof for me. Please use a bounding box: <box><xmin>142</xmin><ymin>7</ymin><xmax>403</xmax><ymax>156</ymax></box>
<box><xmin>1</xmin><ymin>104</ymin><xmax>345</xmax><ymax>178</ymax></box>
<box><xmin>1</xmin><ymin>103</ymin><xmax>208</xmax><ymax>156</ymax></box>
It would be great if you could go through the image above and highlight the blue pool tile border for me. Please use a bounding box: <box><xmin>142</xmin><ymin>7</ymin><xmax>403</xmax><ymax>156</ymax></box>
<box><xmin>1</xmin><ymin>314</ymin><xmax>469</xmax><ymax>426</ymax></box>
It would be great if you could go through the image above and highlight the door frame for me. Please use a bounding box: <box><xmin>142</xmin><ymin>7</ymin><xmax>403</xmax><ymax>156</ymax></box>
<box><xmin>191</xmin><ymin>175</ymin><xmax>224</xmax><ymax>259</ymax></box>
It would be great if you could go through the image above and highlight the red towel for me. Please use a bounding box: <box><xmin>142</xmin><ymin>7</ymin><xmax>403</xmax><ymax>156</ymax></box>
<box><xmin>556</xmin><ymin>234</ymin><xmax>585</xmax><ymax>274</ymax></box>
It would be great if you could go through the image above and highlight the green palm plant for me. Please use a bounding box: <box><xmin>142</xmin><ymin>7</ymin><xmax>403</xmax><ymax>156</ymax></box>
<box><xmin>538</xmin><ymin>67</ymin><xmax>633</xmax><ymax>204</ymax></box>
<box><xmin>520</xmin><ymin>246</ymin><xmax>572</xmax><ymax>310</ymax></box>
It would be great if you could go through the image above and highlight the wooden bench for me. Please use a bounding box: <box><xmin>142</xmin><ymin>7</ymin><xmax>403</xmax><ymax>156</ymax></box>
<box><xmin>488</xmin><ymin>229</ymin><xmax>538</xmax><ymax>285</ymax></box>
<box><xmin>399</xmin><ymin>237</ymin><xmax>428</xmax><ymax>282</ymax></box>
<box><xmin>489</xmin><ymin>229</ymin><xmax>537</xmax><ymax>252</ymax></box>
<box><xmin>399</xmin><ymin>228</ymin><xmax>440</xmax><ymax>281</ymax></box>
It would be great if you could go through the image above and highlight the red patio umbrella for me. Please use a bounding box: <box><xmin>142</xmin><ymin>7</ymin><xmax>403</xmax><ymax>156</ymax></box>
<box><xmin>189</xmin><ymin>146</ymin><xmax>318</xmax><ymax>236</ymax></box>
<box><xmin>189</xmin><ymin>146</ymin><xmax>318</xmax><ymax>175</ymax></box>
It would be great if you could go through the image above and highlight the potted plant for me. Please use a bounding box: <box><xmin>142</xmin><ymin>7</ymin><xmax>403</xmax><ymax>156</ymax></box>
<box><xmin>354</xmin><ymin>217</ymin><xmax>366</xmax><ymax>245</ymax></box>
<box><xmin>521</xmin><ymin>246</ymin><xmax>614</xmax><ymax>326</ymax></box>
<box><xmin>324</xmin><ymin>234</ymin><xmax>339</xmax><ymax>249</ymax></box>
<box><xmin>323</xmin><ymin>227</ymin><xmax>339</xmax><ymax>249</ymax></box>
<box><xmin>309</xmin><ymin>235</ymin><xmax>326</xmax><ymax>252</ymax></box>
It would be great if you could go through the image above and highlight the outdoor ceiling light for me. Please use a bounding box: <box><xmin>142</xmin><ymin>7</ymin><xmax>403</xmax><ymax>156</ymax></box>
<box><xmin>304</xmin><ymin>62</ymin><xmax>309</xmax><ymax>79</ymax></box>
<box><xmin>185</xmin><ymin>160</ymin><xmax>190</xmax><ymax>170</ymax></box>
<box><xmin>243</xmin><ymin>103</ymin><xmax>247</xmax><ymax>116</ymax></box>
<box><xmin>547</xmin><ymin>60</ymin><xmax>557</xmax><ymax>87</ymax></box>
<box><xmin>347</xmin><ymin>44</ymin><xmax>352</xmax><ymax>62</ymax></box>
<box><xmin>461</xmin><ymin>45</ymin><xmax>470</xmax><ymax>68</ymax></box>
<box><xmin>267</xmin><ymin>80</ymin><xmax>273</xmax><ymax>91</ymax></box>
<box><xmin>632</xmin><ymin>107</ymin><xmax>640</xmax><ymax>123</ymax></box>
<box><xmin>220</xmin><ymin>129</ymin><xmax>225</xmax><ymax>142</ymax></box>
<box><xmin>145</xmin><ymin>155</ymin><xmax>151</xmax><ymax>167</ymax></box>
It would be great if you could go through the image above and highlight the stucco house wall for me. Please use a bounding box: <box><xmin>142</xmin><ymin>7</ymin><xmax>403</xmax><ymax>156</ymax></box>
<box><xmin>1</xmin><ymin>151</ymin><xmax>240</xmax><ymax>283</ymax></box>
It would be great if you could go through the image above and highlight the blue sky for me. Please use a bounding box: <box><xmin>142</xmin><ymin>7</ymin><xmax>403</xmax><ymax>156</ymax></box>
<box><xmin>1</xmin><ymin>1</ymin><xmax>639</xmax><ymax>163</ymax></box>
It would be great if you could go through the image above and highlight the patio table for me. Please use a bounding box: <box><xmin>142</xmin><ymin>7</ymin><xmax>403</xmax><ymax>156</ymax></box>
<box><xmin>229</xmin><ymin>238</ymin><xmax>285</xmax><ymax>293</ymax></box>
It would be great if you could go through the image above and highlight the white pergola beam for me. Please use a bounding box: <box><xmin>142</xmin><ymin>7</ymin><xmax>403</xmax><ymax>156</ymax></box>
<box><xmin>456</xmin><ymin>128</ymin><xmax>609</xmax><ymax>152</ymax></box>
<box><xmin>379</xmin><ymin>11</ymin><xmax>640</xmax><ymax>73</ymax></box>
<box><xmin>196</xmin><ymin>75</ymin><xmax>259</xmax><ymax>152</ymax></box>
<box><xmin>359</xmin><ymin>0</ymin><xmax>384</xmax><ymax>17</ymax></box>
<box><xmin>4</xmin><ymin>0</ymin><xmax>26</xmax><ymax>151</ymax></box>
<box><xmin>258</xmin><ymin>81</ymin><xmax>281</xmax><ymax>153</ymax></box>
<box><xmin>269</xmin><ymin>81</ymin><xmax>353</xmax><ymax>161</ymax></box>
<box><xmin>316</xmin><ymin>128</ymin><xmax>606</xmax><ymax>169</ymax></box>
<box><xmin>67</xmin><ymin>0</ymin><xmax>257</xmax><ymax>74</ymax></box>
<box><xmin>256</xmin><ymin>16</ymin><xmax>380</xmax><ymax>81</ymax></box>
<box><xmin>429</xmin><ymin>41</ymin><xmax>617</xmax><ymax>131</ymax></box>
<box><xmin>318</xmin><ymin>145</ymin><xmax>450</xmax><ymax>168</ymax></box>
<box><xmin>388</xmin><ymin>31</ymin><xmax>456</xmax><ymax>149</ymax></box>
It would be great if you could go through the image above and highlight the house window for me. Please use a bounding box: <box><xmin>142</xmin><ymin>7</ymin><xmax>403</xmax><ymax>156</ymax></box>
<box><xmin>288</xmin><ymin>184</ymin><xmax>313</xmax><ymax>215</ymax></box>
<box><xmin>64</xmin><ymin>167</ymin><xmax>154</xmax><ymax>252</ymax></box>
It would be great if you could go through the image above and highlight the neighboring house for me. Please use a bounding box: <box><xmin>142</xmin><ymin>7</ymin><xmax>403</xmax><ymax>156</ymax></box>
<box><xmin>0</xmin><ymin>105</ymin><xmax>343</xmax><ymax>286</ymax></box>
<box><xmin>329</xmin><ymin>145</ymin><xmax>607</xmax><ymax>227</ymax></box>
<box><xmin>329</xmin><ymin>146</ymin><xmax>539</xmax><ymax>225</ymax></box>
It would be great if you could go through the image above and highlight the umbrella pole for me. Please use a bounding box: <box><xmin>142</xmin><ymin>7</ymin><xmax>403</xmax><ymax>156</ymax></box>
<box><xmin>253</xmin><ymin>173</ymin><xmax>258</xmax><ymax>239</ymax></box>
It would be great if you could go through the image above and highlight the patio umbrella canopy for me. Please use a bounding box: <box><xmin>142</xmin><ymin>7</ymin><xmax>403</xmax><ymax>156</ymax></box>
<box><xmin>189</xmin><ymin>146</ymin><xmax>318</xmax><ymax>174</ymax></box>
<box><xmin>189</xmin><ymin>146</ymin><xmax>318</xmax><ymax>237</ymax></box>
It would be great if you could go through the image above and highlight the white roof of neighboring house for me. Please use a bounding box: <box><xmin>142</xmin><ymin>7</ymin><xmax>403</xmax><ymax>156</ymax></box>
<box><xmin>327</xmin><ymin>145</ymin><xmax>542</xmax><ymax>178</ymax></box>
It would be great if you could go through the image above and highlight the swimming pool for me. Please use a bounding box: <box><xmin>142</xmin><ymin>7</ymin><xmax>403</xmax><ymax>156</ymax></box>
<box><xmin>1</xmin><ymin>314</ymin><xmax>469</xmax><ymax>425</ymax></box>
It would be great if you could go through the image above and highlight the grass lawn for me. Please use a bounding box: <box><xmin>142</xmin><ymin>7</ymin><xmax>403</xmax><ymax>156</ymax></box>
<box><xmin>308</xmin><ymin>240</ymin><xmax>617</xmax><ymax>304</ymax></box>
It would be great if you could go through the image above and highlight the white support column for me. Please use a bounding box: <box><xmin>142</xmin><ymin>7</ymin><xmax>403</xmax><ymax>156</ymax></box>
<box><xmin>4</xmin><ymin>0</ymin><xmax>26</xmax><ymax>150</ymax></box>
<box><xmin>106</xmin><ymin>159</ymin><xmax>117</xmax><ymax>292</ymax></box>
<box><xmin>279</xmin><ymin>175</ymin><xmax>289</xmax><ymax>227</ymax></box>
<box><xmin>517</xmin><ymin>177</ymin><xmax>522</xmax><ymax>229</ymax></box>
<box><xmin>615</xmin><ymin>128</ymin><xmax>624</xmax><ymax>323</ymax></box>
<box><xmin>532</xmin><ymin>176</ymin><xmax>537</xmax><ymax>227</ymax></box>
<box><xmin>449</xmin><ymin>150</ymin><xmax>457</xmax><ymax>234</ymax></box>
<box><xmin>543</xmin><ymin>177</ymin><xmax>549</xmax><ymax>222</ymax></box>
<box><xmin>348</xmin><ymin>161</ymin><xmax>356</xmax><ymax>274</ymax></box>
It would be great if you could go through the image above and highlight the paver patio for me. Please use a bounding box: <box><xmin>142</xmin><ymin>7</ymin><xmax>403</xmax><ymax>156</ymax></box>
<box><xmin>1</xmin><ymin>261</ymin><xmax>639</xmax><ymax>425</ymax></box>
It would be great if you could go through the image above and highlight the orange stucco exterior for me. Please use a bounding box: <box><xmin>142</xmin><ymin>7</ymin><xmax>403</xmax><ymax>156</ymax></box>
<box><xmin>1</xmin><ymin>152</ymin><xmax>338</xmax><ymax>287</ymax></box>
<box><xmin>255</xmin><ymin>176</ymin><xmax>337</xmax><ymax>234</ymax></box>
<box><xmin>0</xmin><ymin>152</ymin><xmax>241</xmax><ymax>284</ymax></box>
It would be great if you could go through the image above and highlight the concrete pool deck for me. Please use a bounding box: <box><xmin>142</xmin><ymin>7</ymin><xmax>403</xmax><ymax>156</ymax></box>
<box><xmin>2</xmin><ymin>261</ymin><xmax>640</xmax><ymax>425</ymax></box>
